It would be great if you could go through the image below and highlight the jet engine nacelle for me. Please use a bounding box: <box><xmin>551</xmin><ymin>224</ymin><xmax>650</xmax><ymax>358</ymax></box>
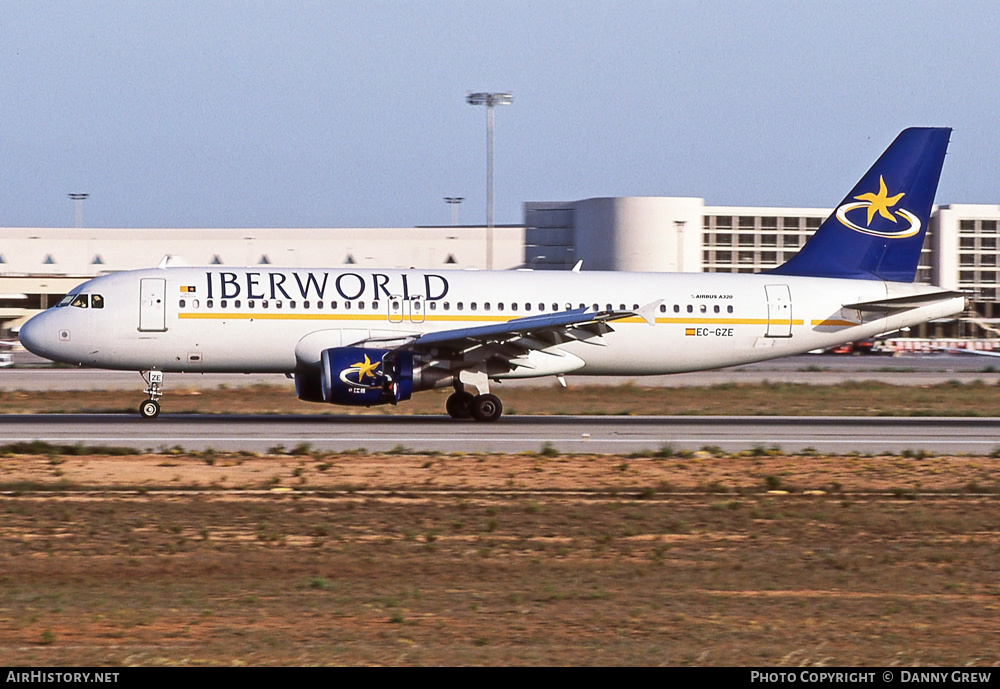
<box><xmin>295</xmin><ymin>347</ymin><xmax>413</xmax><ymax>406</ymax></box>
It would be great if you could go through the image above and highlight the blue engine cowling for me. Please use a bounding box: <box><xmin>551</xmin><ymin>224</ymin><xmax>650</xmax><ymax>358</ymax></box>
<box><xmin>304</xmin><ymin>347</ymin><xmax>413</xmax><ymax>406</ymax></box>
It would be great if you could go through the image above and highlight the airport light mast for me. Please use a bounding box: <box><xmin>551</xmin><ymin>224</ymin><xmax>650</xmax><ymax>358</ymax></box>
<box><xmin>466</xmin><ymin>91</ymin><xmax>512</xmax><ymax>270</ymax></box>
<box><xmin>444</xmin><ymin>197</ymin><xmax>464</xmax><ymax>226</ymax></box>
<box><xmin>68</xmin><ymin>193</ymin><xmax>89</xmax><ymax>228</ymax></box>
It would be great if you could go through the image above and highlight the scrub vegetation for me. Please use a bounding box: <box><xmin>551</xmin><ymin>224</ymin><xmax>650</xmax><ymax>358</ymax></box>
<box><xmin>0</xmin><ymin>450</ymin><xmax>997</xmax><ymax>666</ymax></box>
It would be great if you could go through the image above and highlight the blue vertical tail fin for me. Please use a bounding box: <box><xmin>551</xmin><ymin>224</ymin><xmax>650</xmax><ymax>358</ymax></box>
<box><xmin>769</xmin><ymin>127</ymin><xmax>951</xmax><ymax>282</ymax></box>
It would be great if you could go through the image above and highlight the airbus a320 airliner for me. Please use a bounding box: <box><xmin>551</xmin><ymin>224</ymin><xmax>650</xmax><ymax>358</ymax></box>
<box><xmin>19</xmin><ymin>128</ymin><xmax>965</xmax><ymax>421</ymax></box>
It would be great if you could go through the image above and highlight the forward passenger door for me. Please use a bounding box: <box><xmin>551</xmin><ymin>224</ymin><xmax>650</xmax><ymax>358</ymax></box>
<box><xmin>138</xmin><ymin>278</ymin><xmax>167</xmax><ymax>332</ymax></box>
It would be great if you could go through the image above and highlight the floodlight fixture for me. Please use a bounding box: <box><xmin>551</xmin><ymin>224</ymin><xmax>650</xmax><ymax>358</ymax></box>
<box><xmin>466</xmin><ymin>91</ymin><xmax>513</xmax><ymax>269</ymax></box>
<box><xmin>68</xmin><ymin>193</ymin><xmax>89</xmax><ymax>228</ymax></box>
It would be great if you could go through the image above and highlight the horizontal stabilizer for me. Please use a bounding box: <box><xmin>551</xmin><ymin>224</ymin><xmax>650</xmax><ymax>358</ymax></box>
<box><xmin>945</xmin><ymin>347</ymin><xmax>1000</xmax><ymax>358</ymax></box>
<box><xmin>844</xmin><ymin>290</ymin><xmax>966</xmax><ymax>312</ymax></box>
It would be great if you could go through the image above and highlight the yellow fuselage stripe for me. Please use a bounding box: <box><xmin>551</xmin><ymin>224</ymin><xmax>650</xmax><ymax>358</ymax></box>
<box><xmin>653</xmin><ymin>317</ymin><xmax>804</xmax><ymax>326</ymax></box>
<box><xmin>176</xmin><ymin>312</ymin><xmax>840</xmax><ymax>328</ymax></box>
<box><xmin>180</xmin><ymin>312</ymin><xmax>388</xmax><ymax>321</ymax></box>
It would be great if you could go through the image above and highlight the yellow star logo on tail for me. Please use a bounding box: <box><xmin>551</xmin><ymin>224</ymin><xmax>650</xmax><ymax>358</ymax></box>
<box><xmin>854</xmin><ymin>175</ymin><xmax>905</xmax><ymax>226</ymax></box>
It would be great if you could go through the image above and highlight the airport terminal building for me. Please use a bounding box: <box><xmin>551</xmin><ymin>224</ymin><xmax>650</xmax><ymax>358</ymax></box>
<box><xmin>2</xmin><ymin>197</ymin><xmax>999</xmax><ymax>339</ymax></box>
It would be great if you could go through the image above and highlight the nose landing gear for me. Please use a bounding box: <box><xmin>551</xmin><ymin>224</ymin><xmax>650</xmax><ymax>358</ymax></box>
<box><xmin>139</xmin><ymin>370</ymin><xmax>164</xmax><ymax>419</ymax></box>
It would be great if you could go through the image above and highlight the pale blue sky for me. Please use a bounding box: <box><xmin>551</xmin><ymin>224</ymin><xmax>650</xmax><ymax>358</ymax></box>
<box><xmin>2</xmin><ymin>0</ymin><xmax>998</xmax><ymax>228</ymax></box>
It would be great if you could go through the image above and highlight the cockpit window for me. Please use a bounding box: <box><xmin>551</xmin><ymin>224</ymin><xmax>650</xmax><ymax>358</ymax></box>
<box><xmin>57</xmin><ymin>292</ymin><xmax>104</xmax><ymax>309</ymax></box>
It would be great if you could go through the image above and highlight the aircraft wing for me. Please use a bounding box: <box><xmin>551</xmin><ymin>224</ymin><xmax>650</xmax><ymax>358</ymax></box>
<box><xmin>407</xmin><ymin>307</ymin><xmax>629</xmax><ymax>349</ymax></box>
<box><xmin>380</xmin><ymin>304</ymin><xmax>659</xmax><ymax>374</ymax></box>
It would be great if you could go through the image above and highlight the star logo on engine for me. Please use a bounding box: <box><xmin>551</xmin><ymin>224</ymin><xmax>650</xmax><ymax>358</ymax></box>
<box><xmin>351</xmin><ymin>354</ymin><xmax>380</xmax><ymax>381</ymax></box>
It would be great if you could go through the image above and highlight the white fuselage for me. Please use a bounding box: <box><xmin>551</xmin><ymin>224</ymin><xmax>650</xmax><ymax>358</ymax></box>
<box><xmin>19</xmin><ymin>266</ymin><xmax>965</xmax><ymax>377</ymax></box>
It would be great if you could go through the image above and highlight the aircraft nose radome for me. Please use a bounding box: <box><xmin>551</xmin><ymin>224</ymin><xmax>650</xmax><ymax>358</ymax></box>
<box><xmin>18</xmin><ymin>313</ymin><xmax>47</xmax><ymax>358</ymax></box>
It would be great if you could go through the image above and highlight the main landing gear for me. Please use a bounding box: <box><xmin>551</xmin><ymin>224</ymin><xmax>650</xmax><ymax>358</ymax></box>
<box><xmin>446</xmin><ymin>390</ymin><xmax>503</xmax><ymax>422</ymax></box>
<box><xmin>139</xmin><ymin>370</ymin><xmax>164</xmax><ymax>419</ymax></box>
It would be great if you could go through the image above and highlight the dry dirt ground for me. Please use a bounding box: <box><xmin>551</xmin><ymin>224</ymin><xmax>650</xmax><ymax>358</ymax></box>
<box><xmin>1</xmin><ymin>450</ymin><xmax>998</xmax><ymax>666</ymax></box>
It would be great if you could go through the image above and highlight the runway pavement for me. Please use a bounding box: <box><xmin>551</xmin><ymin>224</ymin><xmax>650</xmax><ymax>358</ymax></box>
<box><xmin>2</xmin><ymin>413</ymin><xmax>998</xmax><ymax>455</ymax></box>
<box><xmin>2</xmin><ymin>353</ymin><xmax>1000</xmax><ymax>391</ymax></box>
<box><xmin>3</xmin><ymin>353</ymin><xmax>1000</xmax><ymax>455</ymax></box>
